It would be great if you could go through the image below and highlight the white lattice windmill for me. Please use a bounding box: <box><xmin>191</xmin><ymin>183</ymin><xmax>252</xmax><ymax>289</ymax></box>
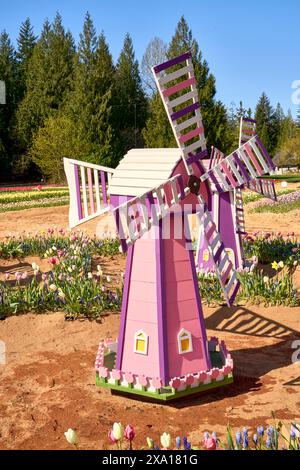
<box><xmin>196</xmin><ymin>117</ymin><xmax>277</xmax><ymax>272</ymax></box>
<box><xmin>64</xmin><ymin>52</ymin><xmax>276</xmax><ymax>401</ymax></box>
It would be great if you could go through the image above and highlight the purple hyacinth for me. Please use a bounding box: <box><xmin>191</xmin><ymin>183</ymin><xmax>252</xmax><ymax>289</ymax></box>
<box><xmin>183</xmin><ymin>436</ymin><xmax>191</xmax><ymax>450</ymax></box>
<box><xmin>175</xmin><ymin>436</ymin><xmax>181</xmax><ymax>449</ymax></box>
<box><xmin>257</xmin><ymin>425</ymin><xmax>264</xmax><ymax>436</ymax></box>
<box><xmin>236</xmin><ymin>431</ymin><xmax>242</xmax><ymax>447</ymax></box>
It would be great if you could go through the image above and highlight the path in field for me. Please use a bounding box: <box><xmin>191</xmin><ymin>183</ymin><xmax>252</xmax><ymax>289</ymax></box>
<box><xmin>1</xmin><ymin>204</ymin><xmax>300</xmax><ymax>240</ymax></box>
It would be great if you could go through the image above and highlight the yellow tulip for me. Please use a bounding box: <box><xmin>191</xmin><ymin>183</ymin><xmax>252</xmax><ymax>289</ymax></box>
<box><xmin>271</xmin><ymin>261</ymin><xmax>278</xmax><ymax>270</ymax></box>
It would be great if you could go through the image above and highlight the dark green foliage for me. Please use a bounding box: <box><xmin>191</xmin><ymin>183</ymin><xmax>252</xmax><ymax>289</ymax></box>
<box><xmin>16</xmin><ymin>14</ymin><xmax>75</xmax><ymax>150</ymax></box>
<box><xmin>65</xmin><ymin>12</ymin><xmax>115</xmax><ymax>167</ymax></box>
<box><xmin>113</xmin><ymin>33</ymin><xmax>148</xmax><ymax>160</ymax></box>
<box><xmin>0</xmin><ymin>31</ymin><xmax>17</xmax><ymax>180</ymax></box>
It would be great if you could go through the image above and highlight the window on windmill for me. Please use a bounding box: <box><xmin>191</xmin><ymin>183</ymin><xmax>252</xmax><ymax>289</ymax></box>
<box><xmin>177</xmin><ymin>329</ymin><xmax>193</xmax><ymax>354</ymax></box>
<box><xmin>134</xmin><ymin>330</ymin><xmax>148</xmax><ymax>355</ymax></box>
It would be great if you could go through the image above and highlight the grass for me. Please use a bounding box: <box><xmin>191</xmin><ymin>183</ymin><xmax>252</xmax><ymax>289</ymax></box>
<box><xmin>263</xmin><ymin>173</ymin><xmax>300</xmax><ymax>183</ymax></box>
<box><xmin>251</xmin><ymin>199</ymin><xmax>300</xmax><ymax>214</ymax></box>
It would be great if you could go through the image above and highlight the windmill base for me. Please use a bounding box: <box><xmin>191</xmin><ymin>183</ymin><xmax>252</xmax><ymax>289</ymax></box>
<box><xmin>95</xmin><ymin>337</ymin><xmax>233</xmax><ymax>402</ymax></box>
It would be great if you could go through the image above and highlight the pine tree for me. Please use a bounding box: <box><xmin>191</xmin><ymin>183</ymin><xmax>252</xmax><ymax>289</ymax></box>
<box><xmin>114</xmin><ymin>33</ymin><xmax>148</xmax><ymax>158</ymax></box>
<box><xmin>66</xmin><ymin>13</ymin><xmax>115</xmax><ymax>166</ymax></box>
<box><xmin>16</xmin><ymin>14</ymin><xmax>75</xmax><ymax>151</ymax></box>
<box><xmin>0</xmin><ymin>30</ymin><xmax>17</xmax><ymax>180</ymax></box>
<box><xmin>16</xmin><ymin>18</ymin><xmax>37</xmax><ymax>100</ymax></box>
<box><xmin>271</xmin><ymin>103</ymin><xmax>285</xmax><ymax>153</ymax></box>
<box><xmin>254</xmin><ymin>93</ymin><xmax>273</xmax><ymax>154</ymax></box>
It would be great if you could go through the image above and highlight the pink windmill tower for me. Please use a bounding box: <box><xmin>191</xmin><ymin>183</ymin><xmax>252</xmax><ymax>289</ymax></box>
<box><xmin>64</xmin><ymin>52</ymin><xmax>276</xmax><ymax>401</ymax></box>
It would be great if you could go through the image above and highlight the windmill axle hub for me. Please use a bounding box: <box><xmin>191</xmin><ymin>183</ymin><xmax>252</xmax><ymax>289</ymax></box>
<box><xmin>188</xmin><ymin>175</ymin><xmax>201</xmax><ymax>195</ymax></box>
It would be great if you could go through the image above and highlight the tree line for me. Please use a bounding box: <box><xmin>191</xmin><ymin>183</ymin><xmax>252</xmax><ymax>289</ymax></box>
<box><xmin>0</xmin><ymin>13</ymin><xmax>299</xmax><ymax>183</ymax></box>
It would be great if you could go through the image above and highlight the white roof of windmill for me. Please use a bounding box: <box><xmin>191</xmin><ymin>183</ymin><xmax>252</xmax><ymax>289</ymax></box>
<box><xmin>109</xmin><ymin>148</ymin><xmax>182</xmax><ymax>196</ymax></box>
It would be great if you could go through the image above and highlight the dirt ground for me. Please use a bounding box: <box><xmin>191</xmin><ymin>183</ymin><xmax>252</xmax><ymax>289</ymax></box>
<box><xmin>0</xmin><ymin>203</ymin><xmax>300</xmax><ymax>449</ymax></box>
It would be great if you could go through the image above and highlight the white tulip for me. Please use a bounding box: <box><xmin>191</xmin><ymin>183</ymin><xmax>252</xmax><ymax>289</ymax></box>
<box><xmin>263</xmin><ymin>276</ymin><xmax>269</xmax><ymax>283</ymax></box>
<box><xmin>106</xmin><ymin>276</ymin><xmax>111</xmax><ymax>282</ymax></box>
<box><xmin>64</xmin><ymin>428</ymin><xmax>78</xmax><ymax>446</ymax></box>
<box><xmin>112</xmin><ymin>422</ymin><xmax>123</xmax><ymax>441</ymax></box>
<box><xmin>49</xmin><ymin>284</ymin><xmax>57</xmax><ymax>292</ymax></box>
<box><xmin>160</xmin><ymin>432</ymin><xmax>171</xmax><ymax>449</ymax></box>
<box><xmin>88</xmin><ymin>272</ymin><xmax>93</xmax><ymax>279</ymax></box>
<box><xmin>281</xmin><ymin>181</ymin><xmax>288</xmax><ymax>188</ymax></box>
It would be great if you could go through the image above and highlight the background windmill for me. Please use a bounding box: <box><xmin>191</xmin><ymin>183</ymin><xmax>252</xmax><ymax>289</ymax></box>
<box><xmin>64</xmin><ymin>52</ymin><xmax>275</xmax><ymax>401</ymax></box>
<box><xmin>196</xmin><ymin>116</ymin><xmax>277</xmax><ymax>273</ymax></box>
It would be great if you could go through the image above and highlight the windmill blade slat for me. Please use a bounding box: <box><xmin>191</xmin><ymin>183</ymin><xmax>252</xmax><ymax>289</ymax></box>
<box><xmin>237</xmin><ymin>149</ymin><xmax>259</xmax><ymax>179</ymax></box>
<box><xmin>199</xmin><ymin>203</ymin><xmax>240</xmax><ymax>306</ymax></box>
<box><xmin>247</xmin><ymin>178</ymin><xmax>277</xmax><ymax>201</ymax></box>
<box><xmin>113</xmin><ymin>174</ymin><xmax>189</xmax><ymax>251</ymax></box>
<box><xmin>158</xmin><ymin>63</ymin><xmax>193</xmax><ymax>86</ymax></box>
<box><xmin>239</xmin><ymin>117</ymin><xmax>257</xmax><ymax>146</ymax></box>
<box><xmin>64</xmin><ymin>158</ymin><xmax>114</xmax><ymax>228</ymax></box>
<box><xmin>152</xmin><ymin>52</ymin><xmax>206</xmax><ymax>175</ymax></box>
<box><xmin>234</xmin><ymin>188</ymin><xmax>246</xmax><ymax>234</ymax></box>
<box><xmin>209</xmin><ymin>146</ymin><xmax>225</xmax><ymax>169</ymax></box>
<box><xmin>201</xmin><ymin>136</ymin><xmax>275</xmax><ymax>193</ymax></box>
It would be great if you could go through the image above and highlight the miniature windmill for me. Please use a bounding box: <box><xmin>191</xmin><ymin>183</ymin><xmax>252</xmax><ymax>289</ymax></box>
<box><xmin>196</xmin><ymin>117</ymin><xmax>277</xmax><ymax>272</ymax></box>
<box><xmin>64</xmin><ymin>52</ymin><xmax>275</xmax><ymax>401</ymax></box>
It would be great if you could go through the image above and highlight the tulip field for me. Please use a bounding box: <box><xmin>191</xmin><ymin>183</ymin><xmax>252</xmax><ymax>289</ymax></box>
<box><xmin>0</xmin><ymin>184</ymin><xmax>300</xmax><ymax>450</ymax></box>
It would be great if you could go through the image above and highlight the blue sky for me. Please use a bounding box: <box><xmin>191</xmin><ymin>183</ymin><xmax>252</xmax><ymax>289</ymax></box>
<box><xmin>1</xmin><ymin>0</ymin><xmax>299</xmax><ymax>117</ymax></box>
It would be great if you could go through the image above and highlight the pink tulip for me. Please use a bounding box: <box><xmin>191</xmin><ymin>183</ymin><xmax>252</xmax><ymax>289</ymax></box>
<box><xmin>204</xmin><ymin>437</ymin><xmax>217</xmax><ymax>450</ymax></box>
<box><xmin>47</xmin><ymin>228</ymin><xmax>54</xmax><ymax>235</ymax></box>
<box><xmin>5</xmin><ymin>273</ymin><xmax>10</xmax><ymax>280</ymax></box>
<box><xmin>108</xmin><ymin>429</ymin><xmax>118</xmax><ymax>444</ymax></box>
<box><xmin>49</xmin><ymin>257</ymin><xmax>58</xmax><ymax>265</ymax></box>
<box><xmin>124</xmin><ymin>424</ymin><xmax>135</xmax><ymax>442</ymax></box>
<box><xmin>21</xmin><ymin>271</ymin><xmax>28</xmax><ymax>280</ymax></box>
<box><xmin>15</xmin><ymin>272</ymin><xmax>22</xmax><ymax>282</ymax></box>
<box><xmin>42</xmin><ymin>273</ymin><xmax>47</xmax><ymax>281</ymax></box>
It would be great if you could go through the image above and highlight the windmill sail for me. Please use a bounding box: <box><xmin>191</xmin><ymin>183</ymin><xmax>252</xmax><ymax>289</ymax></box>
<box><xmin>152</xmin><ymin>52</ymin><xmax>207</xmax><ymax>174</ymax></box>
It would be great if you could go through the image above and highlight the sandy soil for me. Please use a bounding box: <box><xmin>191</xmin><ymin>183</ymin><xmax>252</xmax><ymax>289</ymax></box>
<box><xmin>0</xmin><ymin>204</ymin><xmax>300</xmax><ymax>449</ymax></box>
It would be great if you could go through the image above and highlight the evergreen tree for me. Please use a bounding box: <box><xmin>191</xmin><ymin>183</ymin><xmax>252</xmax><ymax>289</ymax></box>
<box><xmin>114</xmin><ymin>33</ymin><xmax>148</xmax><ymax>158</ymax></box>
<box><xmin>271</xmin><ymin>103</ymin><xmax>285</xmax><ymax>153</ymax></box>
<box><xmin>254</xmin><ymin>93</ymin><xmax>274</xmax><ymax>154</ymax></box>
<box><xmin>235</xmin><ymin>101</ymin><xmax>246</xmax><ymax>122</ymax></box>
<box><xmin>66</xmin><ymin>13</ymin><xmax>115</xmax><ymax>166</ymax></box>
<box><xmin>0</xmin><ymin>31</ymin><xmax>17</xmax><ymax>179</ymax></box>
<box><xmin>16</xmin><ymin>13</ymin><xmax>75</xmax><ymax>151</ymax></box>
<box><xmin>16</xmin><ymin>18</ymin><xmax>37</xmax><ymax>100</ymax></box>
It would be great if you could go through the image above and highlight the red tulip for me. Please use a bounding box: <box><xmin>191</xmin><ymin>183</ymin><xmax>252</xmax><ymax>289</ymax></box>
<box><xmin>204</xmin><ymin>437</ymin><xmax>217</xmax><ymax>450</ymax></box>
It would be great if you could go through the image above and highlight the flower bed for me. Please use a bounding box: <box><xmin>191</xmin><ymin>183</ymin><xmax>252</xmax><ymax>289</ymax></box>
<box><xmin>244</xmin><ymin>231</ymin><xmax>300</xmax><ymax>264</ymax></box>
<box><xmin>0</xmin><ymin>187</ymin><xmax>70</xmax><ymax>212</ymax></box>
<box><xmin>250</xmin><ymin>190</ymin><xmax>300</xmax><ymax>213</ymax></box>
<box><xmin>0</xmin><ymin>230</ymin><xmax>123</xmax><ymax>318</ymax></box>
